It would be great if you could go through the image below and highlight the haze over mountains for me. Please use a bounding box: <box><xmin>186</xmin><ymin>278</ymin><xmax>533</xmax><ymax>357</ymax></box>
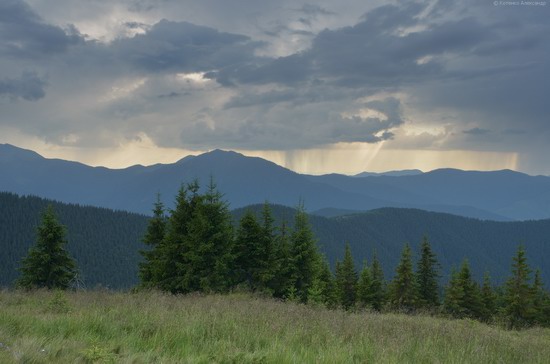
<box><xmin>2</xmin><ymin>143</ymin><xmax>550</xmax><ymax>221</ymax></box>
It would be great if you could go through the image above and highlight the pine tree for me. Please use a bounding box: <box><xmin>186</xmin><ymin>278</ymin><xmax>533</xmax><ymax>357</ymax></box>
<box><xmin>504</xmin><ymin>245</ymin><xmax>534</xmax><ymax>328</ymax></box>
<box><xmin>456</xmin><ymin>259</ymin><xmax>483</xmax><ymax>319</ymax></box>
<box><xmin>389</xmin><ymin>244</ymin><xmax>418</xmax><ymax>311</ymax></box>
<box><xmin>317</xmin><ymin>256</ymin><xmax>337</xmax><ymax>308</ymax></box>
<box><xmin>234</xmin><ymin>210</ymin><xmax>265</xmax><ymax>290</ymax></box>
<box><xmin>443</xmin><ymin>267</ymin><xmax>465</xmax><ymax>318</ymax></box>
<box><xmin>17</xmin><ymin>205</ymin><xmax>77</xmax><ymax>290</ymax></box>
<box><xmin>357</xmin><ymin>260</ymin><xmax>371</xmax><ymax>309</ymax></box>
<box><xmin>531</xmin><ymin>269</ymin><xmax>549</xmax><ymax>327</ymax></box>
<box><xmin>139</xmin><ymin>194</ymin><xmax>166</xmax><ymax>288</ymax></box>
<box><xmin>335</xmin><ymin>244</ymin><xmax>358</xmax><ymax>310</ymax></box>
<box><xmin>289</xmin><ymin>203</ymin><xmax>319</xmax><ymax>302</ymax></box>
<box><xmin>416</xmin><ymin>236</ymin><xmax>440</xmax><ymax>309</ymax></box>
<box><xmin>271</xmin><ymin>220</ymin><xmax>293</xmax><ymax>299</ymax></box>
<box><xmin>185</xmin><ymin>178</ymin><xmax>234</xmax><ymax>292</ymax></box>
<box><xmin>155</xmin><ymin>182</ymin><xmax>197</xmax><ymax>293</ymax></box>
<box><xmin>367</xmin><ymin>251</ymin><xmax>386</xmax><ymax>311</ymax></box>
<box><xmin>259</xmin><ymin>202</ymin><xmax>276</xmax><ymax>292</ymax></box>
<box><xmin>480</xmin><ymin>271</ymin><xmax>497</xmax><ymax>323</ymax></box>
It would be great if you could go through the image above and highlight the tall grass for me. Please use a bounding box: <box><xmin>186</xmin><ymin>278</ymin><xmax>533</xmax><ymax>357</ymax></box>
<box><xmin>0</xmin><ymin>290</ymin><xmax>549</xmax><ymax>363</ymax></box>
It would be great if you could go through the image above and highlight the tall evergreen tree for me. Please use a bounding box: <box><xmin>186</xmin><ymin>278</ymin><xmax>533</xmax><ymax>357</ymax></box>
<box><xmin>389</xmin><ymin>244</ymin><xmax>418</xmax><ymax>311</ymax></box>
<box><xmin>444</xmin><ymin>260</ymin><xmax>482</xmax><ymax>319</ymax></box>
<box><xmin>504</xmin><ymin>245</ymin><xmax>534</xmax><ymax>328</ymax></box>
<box><xmin>139</xmin><ymin>194</ymin><xmax>166</xmax><ymax>288</ymax></box>
<box><xmin>234</xmin><ymin>210</ymin><xmax>265</xmax><ymax>290</ymax></box>
<box><xmin>480</xmin><ymin>271</ymin><xmax>497</xmax><ymax>323</ymax></box>
<box><xmin>155</xmin><ymin>182</ymin><xmax>198</xmax><ymax>293</ymax></box>
<box><xmin>289</xmin><ymin>203</ymin><xmax>320</xmax><ymax>302</ymax></box>
<box><xmin>271</xmin><ymin>220</ymin><xmax>293</xmax><ymax>299</ymax></box>
<box><xmin>367</xmin><ymin>251</ymin><xmax>386</xmax><ymax>311</ymax></box>
<box><xmin>531</xmin><ymin>269</ymin><xmax>549</xmax><ymax>327</ymax></box>
<box><xmin>335</xmin><ymin>244</ymin><xmax>358</xmax><ymax>310</ymax></box>
<box><xmin>17</xmin><ymin>205</ymin><xmax>77</xmax><ymax>290</ymax></box>
<box><xmin>317</xmin><ymin>255</ymin><xmax>337</xmax><ymax>308</ymax></box>
<box><xmin>415</xmin><ymin>236</ymin><xmax>440</xmax><ymax>309</ymax></box>
<box><xmin>259</xmin><ymin>202</ymin><xmax>276</xmax><ymax>292</ymax></box>
<box><xmin>185</xmin><ymin>178</ymin><xmax>234</xmax><ymax>292</ymax></box>
<box><xmin>357</xmin><ymin>260</ymin><xmax>371</xmax><ymax>309</ymax></box>
<box><xmin>443</xmin><ymin>267</ymin><xmax>464</xmax><ymax>318</ymax></box>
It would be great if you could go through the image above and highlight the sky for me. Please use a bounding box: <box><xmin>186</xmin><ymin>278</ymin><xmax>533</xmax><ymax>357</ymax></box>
<box><xmin>0</xmin><ymin>0</ymin><xmax>549</xmax><ymax>175</ymax></box>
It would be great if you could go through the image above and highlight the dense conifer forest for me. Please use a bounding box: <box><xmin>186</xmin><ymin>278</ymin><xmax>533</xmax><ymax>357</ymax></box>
<box><xmin>0</xmin><ymin>192</ymin><xmax>147</xmax><ymax>288</ymax></box>
<box><xmin>2</xmin><ymin>188</ymin><xmax>550</xmax><ymax>328</ymax></box>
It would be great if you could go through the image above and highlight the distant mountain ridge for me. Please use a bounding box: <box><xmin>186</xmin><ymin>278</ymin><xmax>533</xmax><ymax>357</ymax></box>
<box><xmin>2</xmin><ymin>143</ymin><xmax>550</xmax><ymax>220</ymax></box>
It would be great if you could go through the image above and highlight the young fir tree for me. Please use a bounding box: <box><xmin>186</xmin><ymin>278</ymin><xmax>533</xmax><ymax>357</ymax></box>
<box><xmin>17</xmin><ymin>205</ymin><xmax>77</xmax><ymax>290</ymax></box>
<box><xmin>185</xmin><ymin>178</ymin><xmax>234</xmax><ymax>293</ymax></box>
<box><xmin>289</xmin><ymin>203</ymin><xmax>319</xmax><ymax>302</ymax></box>
<box><xmin>271</xmin><ymin>219</ymin><xmax>293</xmax><ymax>299</ymax></box>
<box><xmin>443</xmin><ymin>267</ymin><xmax>465</xmax><ymax>318</ymax></box>
<box><xmin>318</xmin><ymin>256</ymin><xmax>337</xmax><ymax>308</ymax></box>
<box><xmin>234</xmin><ymin>210</ymin><xmax>265</xmax><ymax>290</ymax></box>
<box><xmin>530</xmin><ymin>270</ymin><xmax>546</xmax><ymax>326</ymax></box>
<box><xmin>139</xmin><ymin>193</ymin><xmax>166</xmax><ymax>288</ymax></box>
<box><xmin>367</xmin><ymin>251</ymin><xmax>386</xmax><ymax>311</ymax></box>
<box><xmin>335</xmin><ymin>244</ymin><xmax>358</xmax><ymax>310</ymax></box>
<box><xmin>259</xmin><ymin>202</ymin><xmax>276</xmax><ymax>292</ymax></box>
<box><xmin>444</xmin><ymin>260</ymin><xmax>482</xmax><ymax>319</ymax></box>
<box><xmin>480</xmin><ymin>271</ymin><xmax>497</xmax><ymax>323</ymax></box>
<box><xmin>357</xmin><ymin>260</ymin><xmax>371</xmax><ymax>309</ymax></box>
<box><xmin>155</xmin><ymin>182</ymin><xmax>198</xmax><ymax>293</ymax></box>
<box><xmin>504</xmin><ymin>245</ymin><xmax>534</xmax><ymax>329</ymax></box>
<box><xmin>415</xmin><ymin>236</ymin><xmax>440</xmax><ymax>309</ymax></box>
<box><xmin>389</xmin><ymin>244</ymin><xmax>418</xmax><ymax>311</ymax></box>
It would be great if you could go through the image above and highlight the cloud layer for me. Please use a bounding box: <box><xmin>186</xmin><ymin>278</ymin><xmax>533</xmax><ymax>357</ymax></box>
<box><xmin>1</xmin><ymin>0</ymin><xmax>549</xmax><ymax>173</ymax></box>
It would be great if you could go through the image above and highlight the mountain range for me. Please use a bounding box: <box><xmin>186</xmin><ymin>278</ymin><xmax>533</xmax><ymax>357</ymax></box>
<box><xmin>2</xmin><ymin>143</ymin><xmax>550</xmax><ymax>221</ymax></box>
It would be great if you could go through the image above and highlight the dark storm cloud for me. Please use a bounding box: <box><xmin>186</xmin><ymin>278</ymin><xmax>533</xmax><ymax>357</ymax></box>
<box><xmin>0</xmin><ymin>0</ymin><xmax>82</xmax><ymax>59</ymax></box>
<box><xmin>0</xmin><ymin>72</ymin><xmax>46</xmax><ymax>101</ymax></box>
<box><xmin>112</xmin><ymin>19</ymin><xmax>262</xmax><ymax>73</ymax></box>
<box><xmin>180</xmin><ymin>96</ymin><xmax>404</xmax><ymax>150</ymax></box>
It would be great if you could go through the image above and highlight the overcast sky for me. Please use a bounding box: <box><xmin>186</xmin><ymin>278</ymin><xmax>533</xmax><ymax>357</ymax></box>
<box><xmin>1</xmin><ymin>0</ymin><xmax>549</xmax><ymax>175</ymax></box>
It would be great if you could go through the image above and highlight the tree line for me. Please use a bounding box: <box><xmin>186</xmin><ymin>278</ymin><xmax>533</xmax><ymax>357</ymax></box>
<box><xmin>16</xmin><ymin>180</ymin><xmax>550</xmax><ymax>329</ymax></box>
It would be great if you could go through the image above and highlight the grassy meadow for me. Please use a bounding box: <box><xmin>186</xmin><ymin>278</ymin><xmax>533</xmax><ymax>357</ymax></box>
<box><xmin>0</xmin><ymin>290</ymin><xmax>549</xmax><ymax>363</ymax></box>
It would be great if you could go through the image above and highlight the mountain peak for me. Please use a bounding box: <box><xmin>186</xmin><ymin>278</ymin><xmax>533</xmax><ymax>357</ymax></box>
<box><xmin>0</xmin><ymin>143</ymin><xmax>43</xmax><ymax>161</ymax></box>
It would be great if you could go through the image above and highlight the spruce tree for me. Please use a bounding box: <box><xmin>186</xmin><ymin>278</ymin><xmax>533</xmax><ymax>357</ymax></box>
<box><xmin>480</xmin><ymin>271</ymin><xmax>497</xmax><ymax>323</ymax></box>
<box><xmin>416</xmin><ymin>236</ymin><xmax>440</xmax><ymax>309</ymax></box>
<box><xmin>443</xmin><ymin>267</ymin><xmax>465</xmax><ymax>318</ymax></box>
<box><xmin>335</xmin><ymin>244</ymin><xmax>358</xmax><ymax>310</ymax></box>
<box><xmin>259</xmin><ymin>202</ymin><xmax>276</xmax><ymax>292</ymax></box>
<box><xmin>289</xmin><ymin>203</ymin><xmax>319</xmax><ymax>302</ymax></box>
<box><xmin>357</xmin><ymin>260</ymin><xmax>372</xmax><ymax>309</ymax></box>
<box><xmin>271</xmin><ymin>220</ymin><xmax>293</xmax><ymax>299</ymax></box>
<box><xmin>504</xmin><ymin>245</ymin><xmax>534</xmax><ymax>328</ymax></box>
<box><xmin>17</xmin><ymin>205</ymin><xmax>77</xmax><ymax>290</ymax></box>
<box><xmin>234</xmin><ymin>210</ymin><xmax>264</xmax><ymax>290</ymax></box>
<box><xmin>185</xmin><ymin>178</ymin><xmax>234</xmax><ymax>292</ymax></box>
<box><xmin>457</xmin><ymin>259</ymin><xmax>483</xmax><ymax>319</ymax></box>
<box><xmin>139</xmin><ymin>194</ymin><xmax>166</xmax><ymax>288</ymax></box>
<box><xmin>317</xmin><ymin>256</ymin><xmax>337</xmax><ymax>308</ymax></box>
<box><xmin>531</xmin><ymin>269</ymin><xmax>549</xmax><ymax>327</ymax></box>
<box><xmin>367</xmin><ymin>252</ymin><xmax>386</xmax><ymax>311</ymax></box>
<box><xmin>155</xmin><ymin>182</ymin><xmax>198</xmax><ymax>293</ymax></box>
<box><xmin>389</xmin><ymin>244</ymin><xmax>418</xmax><ymax>311</ymax></box>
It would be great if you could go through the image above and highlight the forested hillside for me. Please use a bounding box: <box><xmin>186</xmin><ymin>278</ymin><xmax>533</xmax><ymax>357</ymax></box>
<box><xmin>0</xmin><ymin>192</ymin><xmax>148</xmax><ymax>288</ymax></box>
<box><xmin>2</xmin><ymin>192</ymin><xmax>550</xmax><ymax>289</ymax></box>
<box><xmin>234</xmin><ymin>205</ymin><xmax>550</xmax><ymax>286</ymax></box>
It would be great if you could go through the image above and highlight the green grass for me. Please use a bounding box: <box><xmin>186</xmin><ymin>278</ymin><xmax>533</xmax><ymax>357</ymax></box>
<box><xmin>0</xmin><ymin>290</ymin><xmax>549</xmax><ymax>363</ymax></box>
